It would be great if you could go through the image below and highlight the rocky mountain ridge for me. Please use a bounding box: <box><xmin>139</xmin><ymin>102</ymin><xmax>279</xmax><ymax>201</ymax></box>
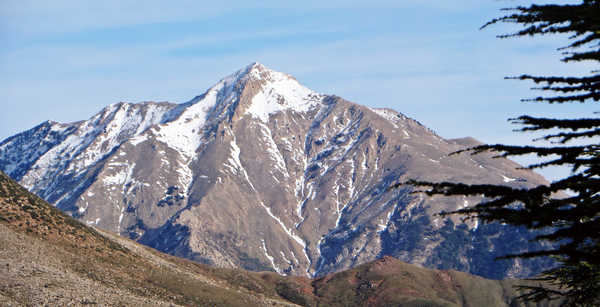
<box><xmin>0</xmin><ymin>63</ymin><xmax>553</xmax><ymax>279</ymax></box>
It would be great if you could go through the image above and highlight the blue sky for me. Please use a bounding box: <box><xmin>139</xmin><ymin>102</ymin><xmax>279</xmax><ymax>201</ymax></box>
<box><xmin>0</xmin><ymin>0</ymin><xmax>594</xmax><ymax>181</ymax></box>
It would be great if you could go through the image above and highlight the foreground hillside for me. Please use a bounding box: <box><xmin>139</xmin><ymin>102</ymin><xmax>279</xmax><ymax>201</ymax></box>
<box><xmin>0</xmin><ymin>171</ymin><xmax>558</xmax><ymax>306</ymax></box>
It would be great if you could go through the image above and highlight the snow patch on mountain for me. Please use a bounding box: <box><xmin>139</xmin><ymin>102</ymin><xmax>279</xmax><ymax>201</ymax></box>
<box><xmin>371</xmin><ymin>108</ymin><xmax>400</xmax><ymax>128</ymax></box>
<box><xmin>154</xmin><ymin>97</ymin><xmax>216</xmax><ymax>160</ymax></box>
<box><xmin>502</xmin><ymin>175</ymin><xmax>516</xmax><ymax>183</ymax></box>
<box><xmin>261</xmin><ymin>239</ymin><xmax>281</xmax><ymax>274</ymax></box>
<box><xmin>245</xmin><ymin>63</ymin><xmax>323</xmax><ymax>122</ymax></box>
<box><xmin>102</xmin><ymin>162</ymin><xmax>135</xmax><ymax>186</ymax></box>
<box><xmin>226</xmin><ymin>138</ymin><xmax>243</xmax><ymax>172</ymax></box>
<box><xmin>8</xmin><ymin>103</ymin><xmax>175</xmax><ymax>195</ymax></box>
<box><xmin>260</xmin><ymin>201</ymin><xmax>307</xmax><ymax>250</ymax></box>
<box><xmin>257</xmin><ymin>122</ymin><xmax>289</xmax><ymax>178</ymax></box>
<box><xmin>67</xmin><ymin>103</ymin><xmax>172</xmax><ymax>174</ymax></box>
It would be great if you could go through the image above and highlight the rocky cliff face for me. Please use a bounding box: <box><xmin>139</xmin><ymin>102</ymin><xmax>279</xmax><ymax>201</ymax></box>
<box><xmin>0</xmin><ymin>63</ymin><xmax>553</xmax><ymax>279</ymax></box>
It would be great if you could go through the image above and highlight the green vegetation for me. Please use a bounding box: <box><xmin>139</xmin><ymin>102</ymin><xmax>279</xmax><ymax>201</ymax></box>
<box><xmin>404</xmin><ymin>1</ymin><xmax>600</xmax><ymax>305</ymax></box>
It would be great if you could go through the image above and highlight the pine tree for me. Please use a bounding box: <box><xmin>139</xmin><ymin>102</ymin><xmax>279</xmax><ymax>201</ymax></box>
<box><xmin>402</xmin><ymin>1</ymin><xmax>600</xmax><ymax>305</ymax></box>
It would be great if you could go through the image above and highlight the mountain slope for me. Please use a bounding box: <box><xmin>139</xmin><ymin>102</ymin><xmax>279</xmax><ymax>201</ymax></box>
<box><xmin>0</xmin><ymin>63</ymin><xmax>553</xmax><ymax>279</ymax></box>
<box><xmin>0</xmin><ymin>170</ymin><xmax>301</xmax><ymax>306</ymax></box>
<box><xmin>0</xmin><ymin>171</ymin><xmax>558</xmax><ymax>306</ymax></box>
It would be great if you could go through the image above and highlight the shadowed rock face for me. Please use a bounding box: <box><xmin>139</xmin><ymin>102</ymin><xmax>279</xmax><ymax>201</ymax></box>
<box><xmin>0</xmin><ymin>63</ymin><xmax>553</xmax><ymax>279</ymax></box>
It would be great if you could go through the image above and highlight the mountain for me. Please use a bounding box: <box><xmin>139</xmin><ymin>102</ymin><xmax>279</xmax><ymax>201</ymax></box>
<box><xmin>0</xmin><ymin>170</ymin><xmax>559</xmax><ymax>306</ymax></box>
<box><xmin>0</xmin><ymin>62</ymin><xmax>553</xmax><ymax>279</ymax></box>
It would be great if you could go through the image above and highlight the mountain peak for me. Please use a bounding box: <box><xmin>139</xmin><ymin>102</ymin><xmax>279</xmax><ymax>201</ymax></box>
<box><xmin>195</xmin><ymin>62</ymin><xmax>322</xmax><ymax>123</ymax></box>
<box><xmin>223</xmin><ymin>62</ymin><xmax>295</xmax><ymax>86</ymax></box>
<box><xmin>248</xmin><ymin>61</ymin><xmax>266</xmax><ymax>70</ymax></box>
<box><xmin>245</xmin><ymin>61</ymin><xmax>276</xmax><ymax>75</ymax></box>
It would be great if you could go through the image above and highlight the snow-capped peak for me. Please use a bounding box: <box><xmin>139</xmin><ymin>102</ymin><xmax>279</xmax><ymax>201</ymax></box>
<box><xmin>149</xmin><ymin>63</ymin><xmax>325</xmax><ymax>159</ymax></box>
<box><xmin>240</xmin><ymin>63</ymin><xmax>324</xmax><ymax>122</ymax></box>
<box><xmin>214</xmin><ymin>62</ymin><xmax>299</xmax><ymax>92</ymax></box>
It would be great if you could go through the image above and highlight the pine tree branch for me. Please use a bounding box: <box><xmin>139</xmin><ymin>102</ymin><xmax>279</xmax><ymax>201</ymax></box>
<box><xmin>452</xmin><ymin>144</ymin><xmax>594</xmax><ymax>159</ymax></box>
<box><xmin>522</xmin><ymin>91</ymin><xmax>600</xmax><ymax>103</ymax></box>
<box><xmin>534</xmin><ymin>129</ymin><xmax>600</xmax><ymax>143</ymax></box>
<box><xmin>562</xmin><ymin>49</ymin><xmax>600</xmax><ymax>62</ymax></box>
<box><xmin>563</xmin><ymin>33</ymin><xmax>599</xmax><ymax>49</ymax></box>
<box><xmin>511</xmin><ymin>116</ymin><xmax>600</xmax><ymax>131</ymax></box>
<box><xmin>531</xmin><ymin>82</ymin><xmax>599</xmax><ymax>93</ymax></box>
<box><xmin>506</xmin><ymin>74</ymin><xmax>600</xmax><ymax>85</ymax></box>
